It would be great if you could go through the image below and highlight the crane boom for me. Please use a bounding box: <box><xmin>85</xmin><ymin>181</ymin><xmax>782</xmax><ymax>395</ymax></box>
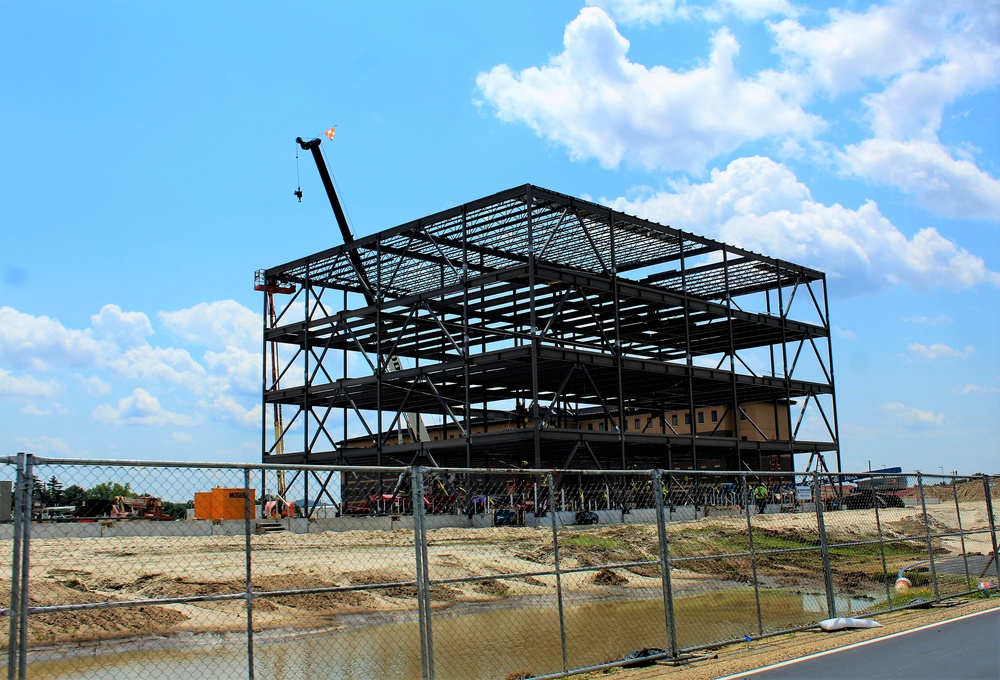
<box><xmin>296</xmin><ymin>136</ymin><xmax>429</xmax><ymax>444</ymax></box>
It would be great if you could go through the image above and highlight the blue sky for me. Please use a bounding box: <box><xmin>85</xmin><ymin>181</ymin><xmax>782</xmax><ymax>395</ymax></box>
<box><xmin>2</xmin><ymin>0</ymin><xmax>997</xmax><ymax>475</ymax></box>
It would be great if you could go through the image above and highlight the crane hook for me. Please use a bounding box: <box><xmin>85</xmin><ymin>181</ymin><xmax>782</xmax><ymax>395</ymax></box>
<box><xmin>294</xmin><ymin>187</ymin><xmax>303</xmax><ymax>202</ymax></box>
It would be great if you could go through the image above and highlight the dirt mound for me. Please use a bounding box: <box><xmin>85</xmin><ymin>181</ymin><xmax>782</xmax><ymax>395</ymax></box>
<box><xmin>920</xmin><ymin>479</ymin><xmax>999</xmax><ymax>503</ymax></box>
<box><xmin>592</xmin><ymin>569</ymin><xmax>628</xmax><ymax>586</ymax></box>
<box><xmin>0</xmin><ymin>577</ymin><xmax>190</xmax><ymax>649</ymax></box>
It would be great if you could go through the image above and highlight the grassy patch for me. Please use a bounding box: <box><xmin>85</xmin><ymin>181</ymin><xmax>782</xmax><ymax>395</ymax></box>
<box><xmin>561</xmin><ymin>534</ymin><xmax>625</xmax><ymax>551</ymax></box>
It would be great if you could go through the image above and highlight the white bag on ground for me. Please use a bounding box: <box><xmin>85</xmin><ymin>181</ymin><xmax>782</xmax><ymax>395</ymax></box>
<box><xmin>819</xmin><ymin>617</ymin><xmax>883</xmax><ymax>631</ymax></box>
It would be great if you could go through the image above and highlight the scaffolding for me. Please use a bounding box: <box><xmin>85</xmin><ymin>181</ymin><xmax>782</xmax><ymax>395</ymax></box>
<box><xmin>259</xmin><ymin>184</ymin><xmax>839</xmax><ymax>476</ymax></box>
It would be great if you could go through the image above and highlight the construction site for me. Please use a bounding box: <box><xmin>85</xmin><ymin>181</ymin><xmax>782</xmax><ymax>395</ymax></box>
<box><xmin>4</xmin><ymin>139</ymin><xmax>996</xmax><ymax>680</ymax></box>
<box><xmin>257</xmin><ymin>138</ymin><xmax>840</xmax><ymax>513</ymax></box>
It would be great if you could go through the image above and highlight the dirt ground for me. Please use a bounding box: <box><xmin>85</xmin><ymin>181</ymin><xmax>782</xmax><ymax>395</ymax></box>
<box><xmin>2</xmin><ymin>498</ymin><xmax>996</xmax><ymax>665</ymax></box>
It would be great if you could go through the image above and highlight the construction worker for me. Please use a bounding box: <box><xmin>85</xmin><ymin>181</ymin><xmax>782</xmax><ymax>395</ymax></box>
<box><xmin>753</xmin><ymin>483</ymin><xmax>769</xmax><ymax>515</ymax></box>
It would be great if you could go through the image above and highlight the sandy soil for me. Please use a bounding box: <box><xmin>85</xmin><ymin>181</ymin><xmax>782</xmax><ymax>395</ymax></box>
<box><xmin>2</xmin><ymin>498</ymin><xmax>995</xmax><ymax>661</ymax></box>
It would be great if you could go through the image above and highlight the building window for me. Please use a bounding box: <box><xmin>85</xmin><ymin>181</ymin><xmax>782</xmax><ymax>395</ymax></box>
<box><xmin>623</xmin><ymin>420</ymin><xmax>628</xmax><ymax>431</ymax></box>
<box><xmin>635</xmin><ymin>418</ymin><xmax>641</xmax><ymax>430</ymax></box>
<box><xmin>684</xmin><ymin>414</ymin><xmax>691</xmax><ymax>425</ymax></box>
<box><xmin>599</xmin><ymin>422</ymin><xmax>606</xmax><ymax>431</ymax></box>
<box><xmin>671</xmin><ymin>415</ymin><xmax>678</xmax><ymax>427</ymax></box>
<box><xmin>711</xmin><ymin>410</ymin><xmax>718</xmax><ymax>423</ymax></box>
<box><xmin>739</xmin><ymin>411</ymin><xmax>748</xmax><ymax>421</ymax></box>
<box><xmin>587</xmin><ymin>423</ymin><xmax>593</xmax><ymax>430</ymax></box>
<box><xmin>698</xmin><ymin>412</ymin><xmax>705</xmax><ymax>424</ymax></box>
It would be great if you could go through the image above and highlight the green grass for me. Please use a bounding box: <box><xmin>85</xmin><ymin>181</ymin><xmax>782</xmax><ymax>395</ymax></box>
<box><xmin>561</xmin><ymin>534</ymin><xmax>625</xmax><ymax>551</ymax></box>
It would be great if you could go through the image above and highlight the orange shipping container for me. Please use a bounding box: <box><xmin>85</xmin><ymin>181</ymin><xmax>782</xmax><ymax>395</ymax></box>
<box><xmin>194</xmin><ymin>487</ymin><xmax>257</xmax><ymax>520</ymax></box>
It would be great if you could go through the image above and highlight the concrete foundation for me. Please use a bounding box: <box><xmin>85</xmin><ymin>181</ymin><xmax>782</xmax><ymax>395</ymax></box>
<box><xmin>0</xmin><ymin>505</ymin><xmax>739</xmax><ymax>539</ymax></box>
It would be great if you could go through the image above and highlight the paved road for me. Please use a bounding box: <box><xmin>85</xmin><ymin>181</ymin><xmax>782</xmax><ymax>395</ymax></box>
<box><xmin>721</xmin><ymin>607</ymin><xmax>1000</xmax><ymax>680</ymax></box>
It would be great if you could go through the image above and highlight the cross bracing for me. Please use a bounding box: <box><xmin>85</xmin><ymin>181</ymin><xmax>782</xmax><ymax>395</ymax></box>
<box><xmin>261</xmin><ymin>184</ymin><xmax>839</xmax><ymax>474</ymax></box>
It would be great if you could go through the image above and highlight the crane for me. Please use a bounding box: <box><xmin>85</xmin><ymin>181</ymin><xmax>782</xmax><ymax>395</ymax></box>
<box><xmin>295</xmin><ymin>136</ymin><xmax>429</xmax><ymax>445</ymax></box>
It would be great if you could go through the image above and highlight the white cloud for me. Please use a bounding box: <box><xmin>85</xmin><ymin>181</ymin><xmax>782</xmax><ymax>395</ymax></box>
<box><xmin>0</xmin><ymin>369</ymin><xmax>61</xmax><ymax>400</ymax></box>
<box><xmin>14</xmin><ymin>435</ymin><xmax>72</xmax><ymax>455</ymax></box>
<box><xmin>479</xmin><ymin>2</ymin><xmax>998</xmax><ymax>222</ymax></box>
<box><xmin>768</xmin><ymin>2</ymin><xmax>998</xmax><ymax>97</ymax></box>
<box><xmin>90</xmin><ymin>304</ymin><xmax>153</xmax><ymax>348</ymax></box>
<box><xmin>204</xmin><ymin>346</ymin><xmax>261</xmax><ymax>395</ymax></box>
<box><xmin>73</xmin><ymin>373</ymin><xmax>112</xmax><ymax>396</ymax></box>
<box><xmin>21</xmin><ymin>403</ymin><xmax>69</xmax><ymax>417</ymax></box>
<box><xmin>833</xmin><ymin>327</ymin><xmax>856</xmax><ymax>340</ymax></box>
<box><xmin>882</xmin><ymin>402</ymin><xmax>948</xmax><ymax>427</ymax></box>
<box><xmin>171</xmin><ymin>432</ymin><xmax>193</xmax><ymax>443</ymax></box>
<box><xmin>106</xmin><ymin>345</ymin><xmax>206</xmax><ymax>391</ymax></box>
<box><xmin>0</xmin><ymin>306</ymin><xmax>104</xmax><ymax>370</ymax></box>
<box><xmin>605</xmin><ymin>155</ymin><xmax>1000</xmax><ymax>294</ymax></box>
<box><xmin>953</xmin><ymin>383</ymin><xmax>1000</xmax><ymax>395</ymax></box>
<box><xmin>771</xmin><ymin>2</ymin><xmax>1000</xmax><ymax>220</ymax></box>
<box><xmin>907</xmin><ymin>343</ymin><xmax>975</xmax><ymax>360</ymax></box>
<box><xmin>903</xmin><ymin>315</ymin><xmax>952</xmax><ymax>326</ymax></box>
<box><xmin>92</xmin><ymin>388</ymin><xmax>196</xmax><ymax>427</ymax></box>
<box><xmin>770</xmin><ymin>3</ymin><xmax>941</xmax><ymax>96</ymax></box>
<box><xmin>591</xmin><ymin>0</ymin><xmax>798</xmax><ymax>24</ymax></box>
<box><xmin>159</xmin><ymin>300</ymin><xmax>260</xmax><ymax>351</ymax></box>
<box><xmin>841</xmin><ymin>139</ymin><xmax>1000</xmax><ymax>222</ymax></box>
<box><xmin>207</xmin><ymin>394</ymin><xmax>262</xmax><ymax>429</ymax></box>
<box><xmin>589</xmin><ymin>0</ymin><xmax>688</xmax><ymax>25</ymax></box>
<box><xmin>0</xmin><ymin>302</ymin><xmax>263</xmax><ymax>440</ymax></box>
<box><xmin>712</xmin><ymin>0</ymin><xmax>797</xmax><ymax>21</ymax></box>
<box><xmin>476</xmin><ymin>7</ymin><xmax>821</xmax><ymax>173</ymax></box>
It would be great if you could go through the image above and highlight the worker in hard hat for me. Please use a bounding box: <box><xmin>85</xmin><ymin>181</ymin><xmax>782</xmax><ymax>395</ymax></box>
<box><xmin>753</xmin><ymin>483</ymin><xmax>770</xmax><ymax>515</ymax></box>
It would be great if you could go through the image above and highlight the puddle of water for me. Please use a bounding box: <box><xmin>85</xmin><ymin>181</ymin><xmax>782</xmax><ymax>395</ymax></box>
<box><xmin>26</xmin><ymin>588</ymin><xmax>882</xmax><ymax>679</ymax></box>
<box><xmin>800</xmin><ymin>592</ymin><xmax>882</xmax><ymax>616</ymax></box>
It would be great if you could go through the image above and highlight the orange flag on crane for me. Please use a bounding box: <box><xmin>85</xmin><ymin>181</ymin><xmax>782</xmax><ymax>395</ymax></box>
<box><xmin>324</xmin><ymin>126</ymin><xmax>336</xmax><ymax>141</ymax></box>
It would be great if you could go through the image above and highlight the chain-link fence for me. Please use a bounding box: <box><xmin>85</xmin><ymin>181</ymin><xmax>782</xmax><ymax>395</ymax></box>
<box><xmin>1</xmin><ymin>454</ymin><xmax>997</xmax><ymax>679</ymax></box>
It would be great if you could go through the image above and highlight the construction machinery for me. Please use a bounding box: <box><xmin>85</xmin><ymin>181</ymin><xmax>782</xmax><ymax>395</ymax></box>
<box><xmin>295</xmin><ymin>136</ymin><xmax>430</xmax><ymax>445</ymax></box>
<box><xmin>109</xmin><ymin>495</ymin><xmax>172</xmax><ymax>520</ymax></box>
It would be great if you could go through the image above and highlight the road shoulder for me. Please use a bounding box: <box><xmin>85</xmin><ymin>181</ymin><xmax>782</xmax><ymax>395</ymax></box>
<box><xmin>567</xmin><ymin>597</ymin><xmax>1000</xmax><ymax>680</ymax></box>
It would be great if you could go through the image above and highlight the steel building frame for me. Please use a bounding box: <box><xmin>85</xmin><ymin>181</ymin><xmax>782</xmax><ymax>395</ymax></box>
<box><xmin>260</xmin><ymin>184</ymin><xmax>839</xmax><ymax>474</ymax></box>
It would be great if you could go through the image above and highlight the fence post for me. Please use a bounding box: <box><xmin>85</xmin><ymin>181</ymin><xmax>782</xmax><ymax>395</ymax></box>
<box><xmin>546</xmin><ymin>474</ymin><xmax>568</xmax><ymax>673</ymax></box>
<box><xmin>7</xmin><ymin>453</ymin><xmax>29</xmax><ymax>680</ymax></box>
<box><xmin>951</xmin><ymin>477</ymin><xmax>971</xmax><ymax>591</ymax></box>
<box><xmin>916</xmin><ymin>473</ymin><xmax>940</xmax><ymax>600</ymax></box>
<box><xmin>652</xmin><ymin>470</ymin><xmax>678</xmax><ymax>656</ymax></box>
<box><xmin>740</xmin><ymin>473</ymin><xmax>763</xmax><ymax>636</ymax></box>
<box><xmin>813</xmin><ymin>470</ymin><xmax>836</xmax><ymax>619</ymax></box>
<box><xmin>243</xmin><ymin>468</ymin><xmax>255</xmax><ymax>680</ymax></box>
<box><xmin>871</xmin><ymin>476</ymin><xmax>892</xmax><ymax>609</ymax></box>
<box><xmin>15</xmin><ymin>454</ymin><xmax>35</xmax><ymax>680</ymax></box>
<box><xmin>412</xmin><ymin>466</ymin><xmax>435</xmax><ymax>680</ymax></box>
<box><xmin>982</xmin><ymin>475</ymin><xmax>1000</xmax><ymax>586</ymax></box>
